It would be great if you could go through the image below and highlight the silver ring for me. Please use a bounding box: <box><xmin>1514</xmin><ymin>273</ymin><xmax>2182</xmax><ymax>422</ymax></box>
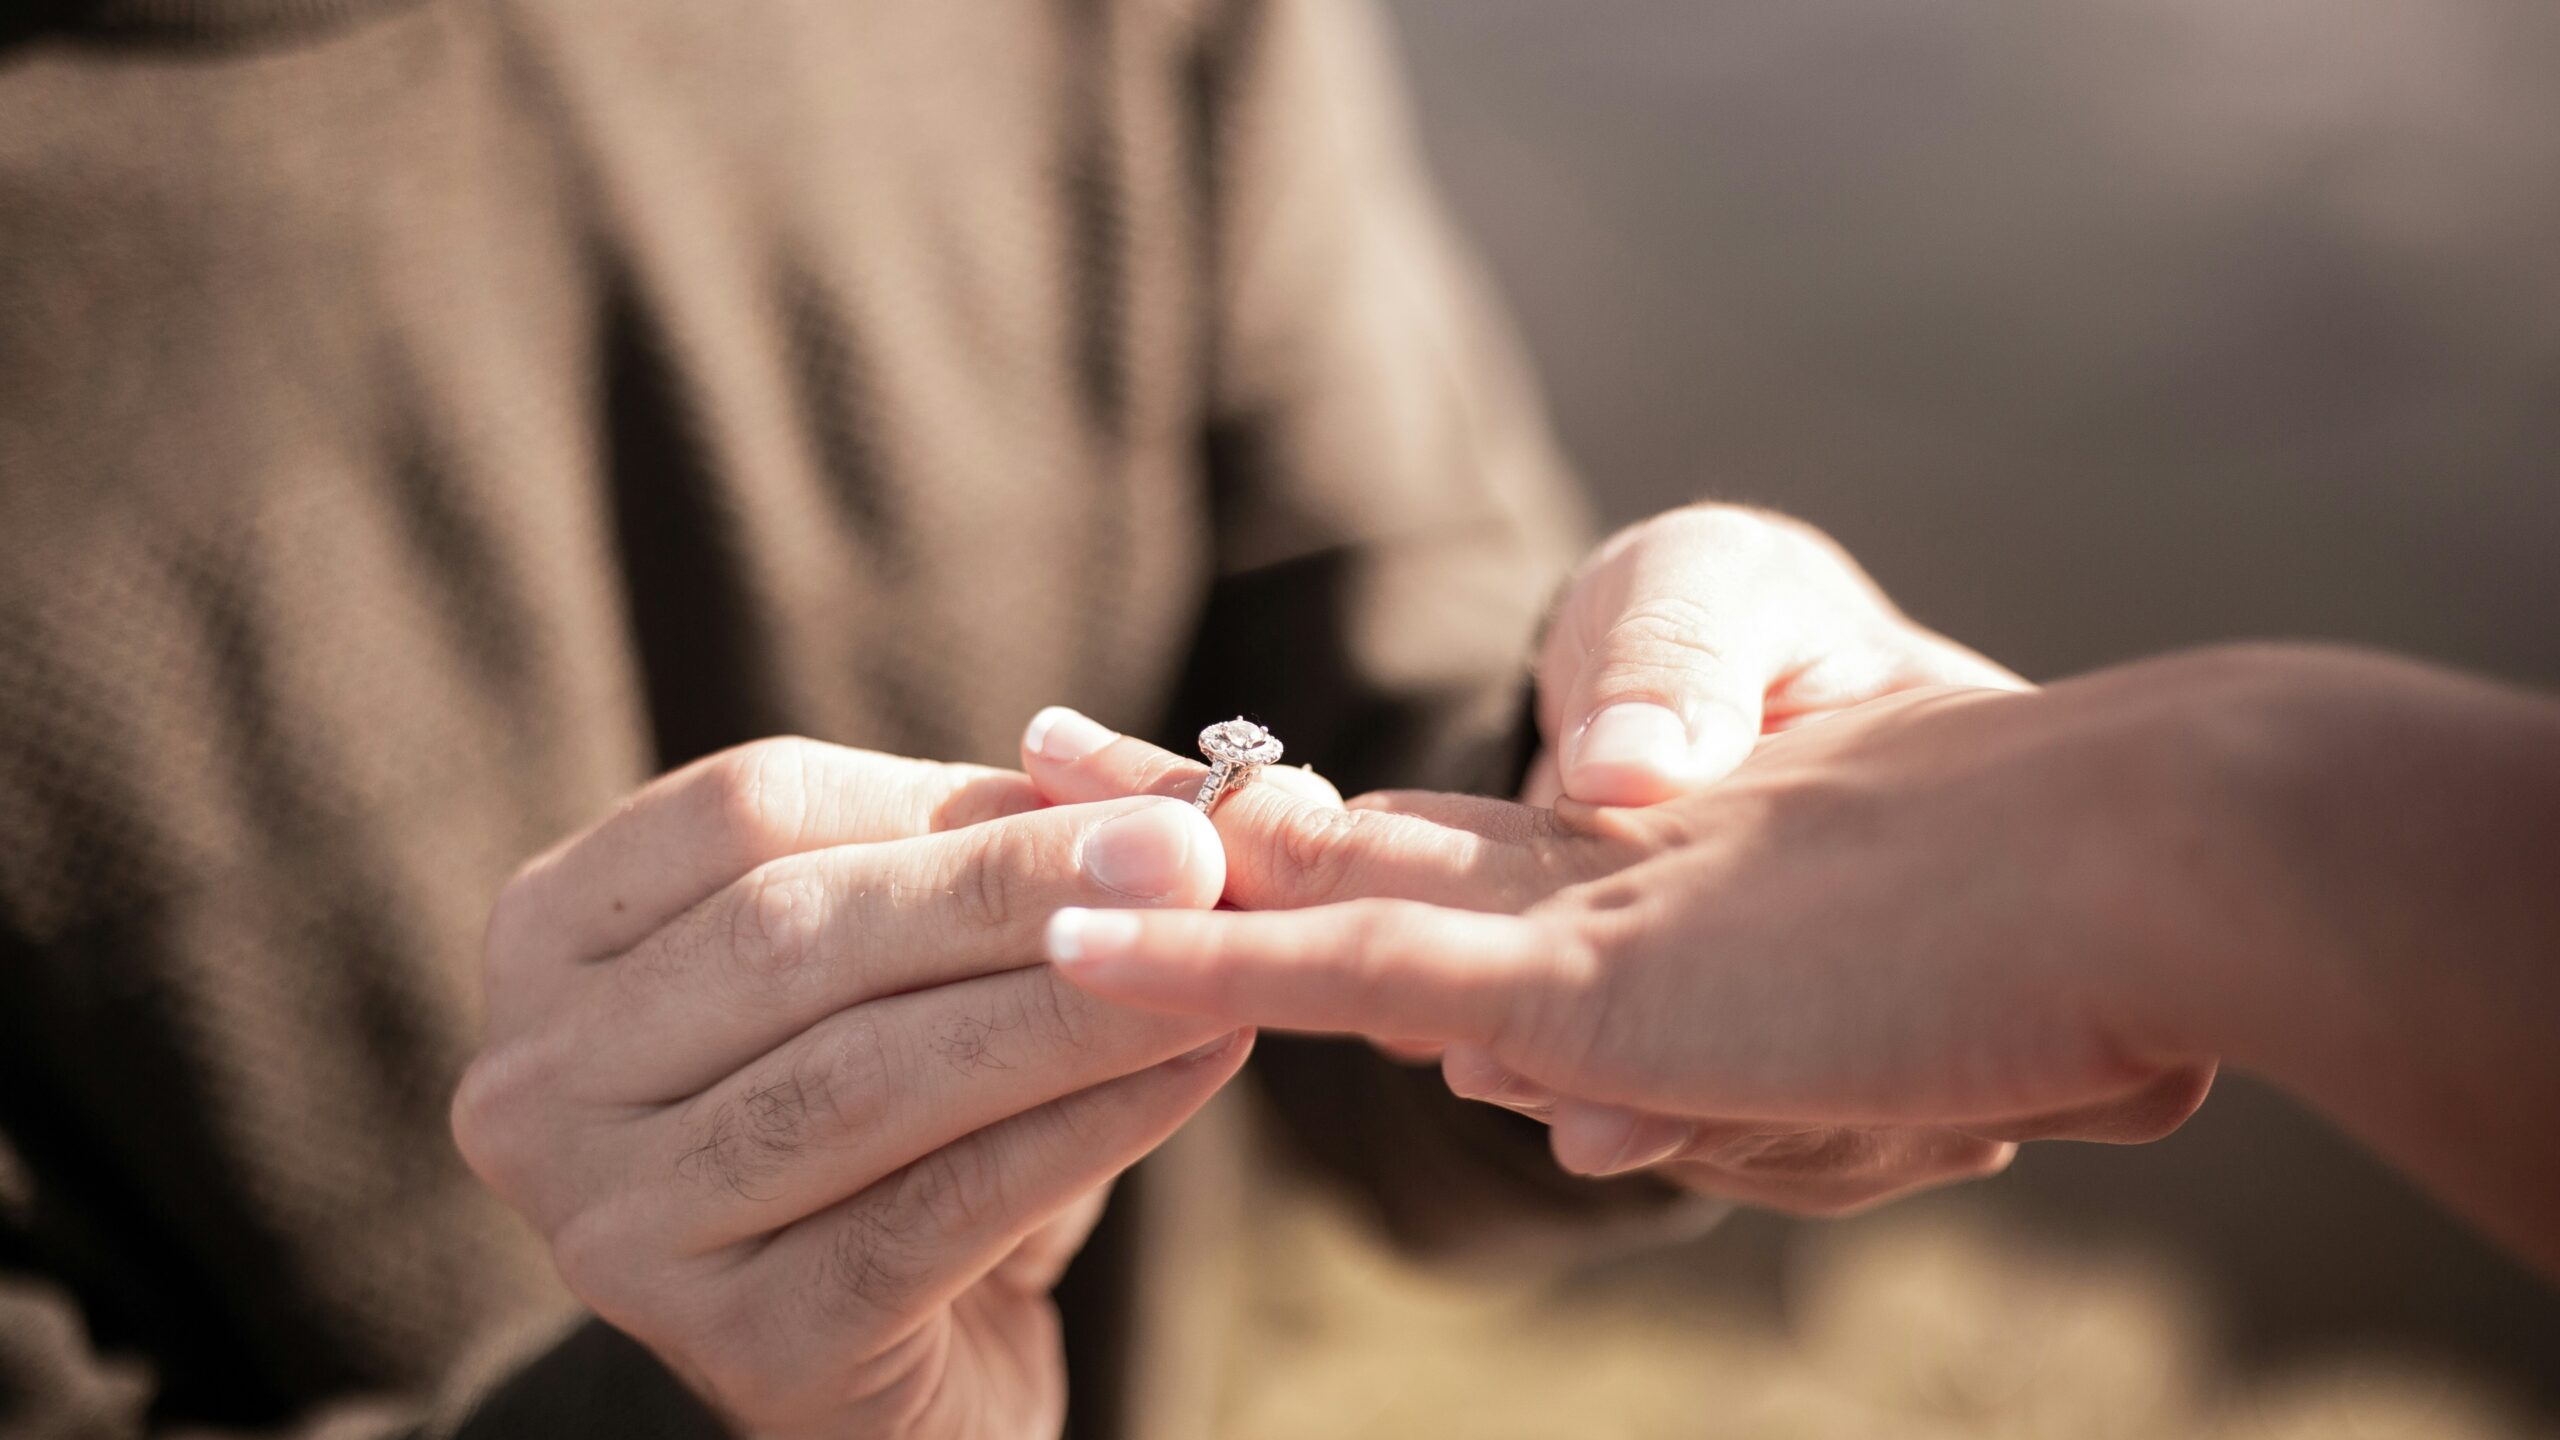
<box><xmin>1193</xmin><ymin>717</ymin><xmax>1283</xmax><ymax>813</ymax></box>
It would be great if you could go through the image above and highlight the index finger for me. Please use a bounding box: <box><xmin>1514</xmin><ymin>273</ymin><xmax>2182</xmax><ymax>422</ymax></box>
<box><xmin>494</xmin><ymin>738</ymin><xmax>1041</xmax><ymax>970</ymax></box>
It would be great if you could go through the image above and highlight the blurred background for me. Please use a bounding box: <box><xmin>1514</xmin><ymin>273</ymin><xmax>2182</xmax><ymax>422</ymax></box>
<box><xmin>1224</xmin><ymin>1</ymin><xmax>2560</xmax><ymax>1435</ymax></box>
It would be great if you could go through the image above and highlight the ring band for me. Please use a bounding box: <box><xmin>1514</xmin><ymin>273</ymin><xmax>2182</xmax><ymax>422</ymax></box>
<box><xmin>1193</xmin><ymin>717</ymin><xmax>1283</xmax><ymax>813</ymax></box>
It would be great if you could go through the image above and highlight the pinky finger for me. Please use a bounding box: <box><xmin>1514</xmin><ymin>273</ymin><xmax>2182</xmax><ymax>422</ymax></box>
<box><xmin>720</xmin><ymin>1031</ymin><xmax>1253</xmax><ymax>1401</ymax></box>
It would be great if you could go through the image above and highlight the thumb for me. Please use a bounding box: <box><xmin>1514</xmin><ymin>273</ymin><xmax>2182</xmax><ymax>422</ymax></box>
<box><xmin>1545</xmin><ymin>511</ymin><xmax>1817</xmax><ymax>808</ymax></box>
<box><xmin>1555</xmin><ymin>612</ymin><xmax>1768</xmax><ymax>807</ymax></box>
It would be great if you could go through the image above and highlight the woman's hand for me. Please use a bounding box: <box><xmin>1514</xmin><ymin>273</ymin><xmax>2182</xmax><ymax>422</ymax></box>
<box><xmin>1031</xmin><ymin>666</ymin><xmax>2253</xmax><ymax>1215</ymax></box>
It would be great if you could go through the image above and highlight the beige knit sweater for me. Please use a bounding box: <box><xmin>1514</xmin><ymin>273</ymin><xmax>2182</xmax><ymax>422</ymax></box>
<box><xmin>0</xmin><ymin>1</ymin><xmax>1677</xmax><ymax>1436</ymax></box>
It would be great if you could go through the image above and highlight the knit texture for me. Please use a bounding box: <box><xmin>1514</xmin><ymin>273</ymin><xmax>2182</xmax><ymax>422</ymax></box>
<box><xmin>0</xmin><ymin>1</ymin><xmax>1616</xmax><ymax>1435</ymax></box>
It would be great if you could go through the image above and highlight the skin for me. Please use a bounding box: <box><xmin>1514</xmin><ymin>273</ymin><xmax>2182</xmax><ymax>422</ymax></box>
<box><xmin>1535</xmin><ymin>505</ymin><xmax>2023</xmax><ymax>807</ymax></box>
<box><xmin>1044</xmin><ymin>645</ymin><xmax>2560</xmax><ymax>1279</ymax></box>
<box><xmin>450</xmin><ymin>503</ymin><xmax>2069</xmax><ymax>1427</ymax></box>
<box><xmin>1030</xmin><ymin>504</ymin><xmax>2114</xmax><ymax>1214</ymax></box>
<box><xmin>453</xmin><ymin>741</ymin><xmax>1251</xmax><ymax>1439</ymax></box>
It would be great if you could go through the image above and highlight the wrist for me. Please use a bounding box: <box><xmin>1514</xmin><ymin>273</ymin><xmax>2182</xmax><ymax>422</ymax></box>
<box><xmin>2068</xmin><ymin>646</ymin><xmax>2375</xmax><ymax>1076</ymax></box>
<box><xmin>2111</xmin><ymin>644</ymin><xmax>2560</xmax><ymax>1102</ymax></box>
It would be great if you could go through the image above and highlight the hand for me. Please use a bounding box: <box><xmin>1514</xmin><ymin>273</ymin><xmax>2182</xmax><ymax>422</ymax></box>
<box><xmin>1029</xmin><ymin>679</ymin><xmax>2228</xmax><ymax>1216</ymax></box>
<box><xmin>451</xmin><ymin>738</ymin><xmax>1249</xmax><ymax>1439</ymax></box>
<box><xmin>1536</xmin><ymin>504</ymin><xmax>2022</xmax><ymax>806</ymax></box>
<box><xmin>1016</xmin><ymin>494</ymin><xmax>2049</xmax><ymax>1214</ymax></box>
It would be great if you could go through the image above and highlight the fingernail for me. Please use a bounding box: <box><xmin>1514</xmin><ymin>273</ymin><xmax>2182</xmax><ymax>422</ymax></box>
<box><xmin>1026</xmin><ymin>706</ymin><xmax>1116</xmax><ymax>763</ymax></box>
<box><xmin>1079</xmin><ymin>803</ymin><xmax>1204</xmax><ymax>900</ymax></box>
<box><xmin>1174</xmin><ymin>1029</ymin><xmax>1247</xmax><ymax>1065</ymax></box>
<box><xmin>1568</xmin><ymin>703</ymin><xmax>1692</xmax><ymax>790</ymax></box>
<box><xmin>1595</xmin><ymin>1113</ymin><xmax>1694</xmax><ymax>1177</ymax></box>
<box><xmin>1045</xmin><ymin>906</ymin><xmax>1143</xmax><ymax>967</ymax></box>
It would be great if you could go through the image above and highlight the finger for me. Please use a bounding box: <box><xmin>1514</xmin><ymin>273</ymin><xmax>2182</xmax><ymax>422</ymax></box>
<box><xmin>716</xmin><ymin>1031</ymin><xmax>1252</xmax><ymax>1390</ymax></box>
<box><xmin>1547</xmin><ymin>1101</ymin><xmax>1695</xmax><ymax>1177</ymax></box>
<box><xmin>1022</xmin><ymin>708</ymin><xmax>1581</xmax><ymax>912</ymax></box>
<box><xmin>561</xmin><ymin>795</ymin><xmax>1225</xmax><ymax>1098</ymax></box>
<box><xmin>494</xmin><ymin>738</ymin><xmax>1041</xmax><ymax>976</ymax></box>
<box><xmin>992</xmin><ymin>1186</ymin><xmax>1111</xmax><ymax>1294</ymax></box>
<box><xmin>1554</xmin><ymin>665</ymin><xmax>1765</xmax><ymax>809</ymax></box>
<box><xmin>1543</xmin><ymin>515</ymin><xmax>1791</xmax><ymax>807</ymax></box>
<box><xmin>1955</xmin><ymin>1062</ymin><xmax>2215</xmax><ymax>1145</ymax></box>
<box><xmin>1654</xmin><ymin>1141</ymin><xmax>2016</xmax><ymax>1217</ymax></box>
<box><xmin>1604</xmin><ymin>1111</ymin><xmax>2017</xmax><ymax>1216</ymax></box>
<box><xmin>1442</xmin><ymin>1043</ymin><xmax>1556</xmax><ymax>1115</ymax></box>
<box><xmin>1372</xmin><ymin>1039</ymin><xmax>1447</xmax><ymax>1065</ymax></box>
<box><xmin>1022</xmin><ymin>706</ymin><xmax>1342</xmax><ymax>809</ymax></box>
<box><xmin>1044</xmin><ymin>900</ymin><xmax>1564</xmax><ymax>1046</ymax></box>
<box><xmin>628</xmin><ymin>964</ymin><xmax>1225</xmax><ymax>1250</ymax></box>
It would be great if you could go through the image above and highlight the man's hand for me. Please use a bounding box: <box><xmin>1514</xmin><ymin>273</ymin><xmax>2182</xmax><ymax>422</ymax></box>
<box><xmin>451</xmin><ymin>739</ymin><xmax>1249</xmax><ymax>1440</ymax></box>
<box><xmin>1536</xmin><ymin>505</ymin><xmax>2022</xmax><ymax>806</ymax></box>
<box><xmin>1024</xmin><ymin>685</ymin><xmax>2223</xmax><ymax>1217</ymax></box>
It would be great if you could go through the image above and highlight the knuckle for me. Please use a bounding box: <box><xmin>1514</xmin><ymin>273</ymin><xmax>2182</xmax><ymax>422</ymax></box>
<box><xmin>900</xmin><ymin>1140</ymin><xmax>1006</xmax><ymax>1237</ymax></box>
<box><xmin>447</xmin><ymin>1040</ymin><xmax>550</xmax><ymax>1193</ymax></box>
<box><xmin>951</xmin><ymin>819</ymin><xmax>1049</xmax><ymax>932</ymax></box>
<box><xmin>1593</xmin><ymin>593</ymin><xmax>1728</xmax><ymax>680</ymax></box>
<box><xmin>720</xmin><ymin>862</ymin><xmax>832</xmax><ymax>997</ymax></box>
<box><xmin>704</xmin><ymin>737</ymin><xmax>823</xmax><ymax>859</ymax></box>
<box><xmin>797</xmin><ymin>1012</ymin><xmax>898</xmax><ymax>1137</ymax></box>
<box><xmin>1014</xmin><ymin>971</ymin><xmax>1089</xmax><ymax>1052</ymax></box>
<box><xmin>677</xmin><ymin>1016</ymin><xmax>896</xmax><ymax>1199</ymax></box>
<box><xmin>804</xmin><ymin>1142</ymin><xmax>1012</xmax><ymax>1330</ymax></box>
<box><xmin>1111</xmin><ymin>745</ymin><xmax>1194</xmax><ymax>798</ymax></box>
<box><xmin>1496</xmin><ymin>919</ymin><xmax>1610</xmax><ymax>1069</ymax></box>
<box><xmin>1333</xmin><ymin>900</ymin><xmax>1425</xmax><ymax>996</ymax></box>
<box><xmin>933</xmin><ymin>975</ymin><xmax>1089</xmax><ymax>1075</ymax></box>
<box><xmin>1269</xmin><ymin>805</ymin><xmax>1373</xmax><ymax>905</ymax></box>
<box><xmin>811</xmin><ymin>1201</ymin><xmax>919</xmax><ymax>1328</ymax></box>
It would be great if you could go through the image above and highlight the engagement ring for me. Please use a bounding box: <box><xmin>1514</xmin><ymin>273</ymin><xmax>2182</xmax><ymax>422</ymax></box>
<box><xmin>1194</xmin><ymin>717</ymin><xmax>1282</xmax><ymax>813</ymax></box>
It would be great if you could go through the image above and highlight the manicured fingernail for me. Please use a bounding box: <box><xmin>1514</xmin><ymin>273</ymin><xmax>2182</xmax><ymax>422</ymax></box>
<box><xmin>1174</xmin><ymin>1029</ymin><xmax>1247</xmax><ymax>1065</ymax></box>
<box><xmin>1596</xmin><ymin>1113</ymin><xmax>1694</xmax><ymax>1176</ymax></box>
<box><xmin>1026</xmin><ymin>705</ymin><xmax>1116</xmax><ymax>763</ymax></box>
<box><xmin>1045</xmin><ymin>907</ymin><xmax>1143</xmax><ymax>967</ymax></box>
<box><xmin>1079</xmin><ymin>803</ymin><xmax>1204</xmax><ymax>900</ymax></box>
<box><xmin>1568</xmin><ymin>703</ymin><xmax>1692</xmax><ymax>789</ymax></box>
